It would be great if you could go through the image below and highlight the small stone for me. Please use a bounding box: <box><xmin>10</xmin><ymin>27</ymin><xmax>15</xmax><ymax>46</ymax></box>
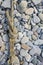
<box><xmin>2</xmin><ymin>0</ymin><xmax>11</xmax><ymax>8</ymax></box>
<box><xmin>23</xmin><ymin>61</ymin><xmax>28</xmax><ymax>65</ymax></box>
<box><xmin>32</xmin><ymin>0</ymin><xmax>41</xmax><ymax>5</ymax></box>
<box><xmin>34</xmin><ymin>7</ymin><xmax>38</xmax><ymax>13</ymax></box>
<box><xmin>17</xmin><ymin>1</ymin><xmax>27</xmax><ymax>13</ymax></box>
<box><xmin>21</xmin><ymin>36</ymin><xmax>29</xmax><ymax>44</ymax></box>
<box><xmin>29</xmin><ymin>63</ymin><xmax>34</xmax><ymax>65</ymax></box>
<box><xmin>2</xmin><ymin>34</ymin><xmax>9</xmax><ymax>42</ymax></box>
<box><xmin>29</xmin><ymin>46</ymin><xmax>41</xmax><ymax>55</ymax></box>
<box><xmin>24</xmin><ymin>23</ymin><xmax>29</xmax><ymax>29</ymax></box>
<box><xmin>33</xmin><ymin>14</ymin><xmax>40</xmax><ymax>24</ymax></box>
<box><xmin>25</xmin><ymin>53</ymin><xmax>31</xmax><ymax>62</ymax></box>
<box><xmin>32</xmin><ymin>34</ymin><xmax>37</xmax><ymax>40</ymax></box>
<box><xmin>34</xmin><ymin>39</ymin><xmax>43</xmax><ymax>45</ymax></box>
<box><xmin>42</xmin><ymin>52</ymin><xmax>43</xmax><ymax>57</ymax></box>
<box><xmin>15</xmin><ymin>43</ymin><xmax>21</xmax><ymax>51</ymax></box>
<box><xmin>20</xmin><ymin>49</ymin><xmax>27</xmax><ymax>57</ymax></box>
<box><xmin>39</xmin><ymin>13</ymin><xmax>43</xmax><ymax>21</ymax></box>
<box><xmin>22</xmin><ymin>14</ymin><xmax>30</xmax><ymax>21</ymax></box>
<box><xmin>21</xmin><ymin>44</ymin><xmax>31</xmax><ymax>50</ymax></box>
<box><xmin>31</xmin><ymin>19</ymin><xmax>36</xmax><ymax>26</ymax></box>
<box><xmin>32</xmin><ymin>25</ymin><xmax>38</xmax><ymax>32</ymax></box>
<box><xmin>0</xmin><ymin>24</ymin><xmax>2</xmax><ymax>29</ymax></box>
<box><xmin>18</xmin><ymin>32</ymin><xmax>23</xmax><ymax>39</ymax></box>
<box><xmin>25</xmin><ymin>8</ymin><xmax>34</xmax><ymax>15</ymax></box>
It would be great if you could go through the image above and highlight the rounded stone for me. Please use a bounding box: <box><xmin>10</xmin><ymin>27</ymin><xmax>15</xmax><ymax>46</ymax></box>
<box><xmin>18</xmin><ymin>1</ymin><xmax>27</xmax><ymax>13</ymax></box>
<box><xmin>0</xmin><ymin>24</ymin><xmax>2</xmax><ymax>29</ymax></box>
<box><xmin>25</xmin><ymin>8</ymin><xmax>34</xmax><ymax>15</ymax></box>
<box><xmin>2</xmin><ymin>34</ymin><xmax>9</xmax><ymax>42</ymax></box>
<box><xmin>15</xmin><ymin>43</ymin><xmax>21</xmax><ymax>51</ymax></box>
<box><xmin>21</xmin><ymin>36</ymin><xmax>29</xmax><ymax>44</ymax></box>
<box><xmin>32</xmin><ymin>0</ymin><xmax>41</xmax><ymax>5</ymax></box>
<box><xmin>39</xmin><ymin>13</ymin><xmax>43</xmax><ymax>21</ymax></box>
<box><xmin>20</xmin><ymin>49</ymin><xmax>27</xmax><ymax>57</ymax></box>
<box><xmin>29</xmin><ymin>63</ymin><xmax>34</xmax><ymax>65</ymax></box>
<box><xmin>25</xmin><ymin>53</ymin><xmax>31</xmax><ymax>62</ymax></box>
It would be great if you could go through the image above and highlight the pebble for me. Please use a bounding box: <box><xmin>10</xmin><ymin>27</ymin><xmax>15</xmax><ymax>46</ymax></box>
<box><xmin>2</xmin><ymin>34</ymin><xmax>9</xmax><ymax>42</ymax></box>
<box><xmin>22</xmin><ymin>14</ymin><xmax>30</xmax><ymax>21</ymax></box>
<box><xmin>42</xmin><ymin>52</ymin><xmax>43</xmax><ymax>57</ymax></box>
<box><xmin>21</xmin><ymin>44</ymin><xmax>31</xmax><ymax>50</ymax></box>
<box><xmin>20</xmin><ymin>49</ymin><xmax>27</xmax><ymax>57</ymax></box>
<box><xmin>32</xmin><ymin>34</ymin><xmax>37</xmax><ymax>40</ymax></box>
<box><xmin>23</xmin><ymin>61</ymin><xmax>28</xmax><ymax>65</ymax></box>
<box><xmin>0</xmin><ymin>24</ymin><xmax>2</xmax><ymax>29</ymax></box>
<box><xmin>32</xmin><ymin>25</ymin><xmax>38</xmax><ymax>32</ymax></box>
<box><xmin>29</xmin><ymin>63</ymin><xmax>34</xmax><ymax>65</ymax></box>
<box><xmin>39</xmin><ymin>13</ymin><xmax>43</xmax><ymax>21</ymax></box>
<box><xmin>25</xmin><ymin>53</ymin><xmax>31</xmax><ymax>62</ymax></box>
<box><xmin>18</xmin><ymin>32</ymin><xmax>23</xmax><ymax>39</ymax></box>
<box><xmin>32</xmin><ymin>0</ymin><xmax>41</xmax><ymax>5</ymax></box>
<box><xmin>21</xmin><ymin>36</ymin><xmax>29</xmax><ymax>44</ymax></box>
<box><xmin>1</xmin><ymin>0</ymin><xmax>11</xmax><ymax>8</ymax></box>
<box><xmin>33</xmin><ymin>14</ymin><xmax>40</xmax><ymax>24</ymax></box>
<box><xmin>17</xmin><ymin>1</ymin><xmax>27</xmax><ymax>13</ymax></box>
<box><xmin>29</xmin><ymin>46</ymin><xmax>41</xmax><ymax>55</ymax></box>
<box><xmin>15</xmin><ymin>43</ymin><xmax>21</xmax><ymax>51</ymax></box>
<box><xmin>25</xmin><ymin>8</ymin><xmax>34</xmax><ymax>15</ymax></box>
<box><xmin>34</xmin><ymin>39</ymin><xmax>43</xmax><ymax>45</ymax></box>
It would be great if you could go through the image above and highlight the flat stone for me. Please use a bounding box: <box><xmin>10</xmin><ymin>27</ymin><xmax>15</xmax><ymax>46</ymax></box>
<box><xmin>42</xmin><ymin>52</ymin><xmax>43</xmax><ymax>57</ymax></box>
<box><xmin>22</xmin><ymin>14</ymin><xmax>30</xmax><ymax>21</ymax></box>
<box><xmin>17</xmin><ymin>1</ymin><xmax>27</xmax><ymax>13</ymax></box>
<box><xmin>31</xmin><ymin>19</ymin><xmax>36</xmax><ymax>26</ymax></box>
<box><xmin>21</xmin><ymin>36</ymin><xmax>29</xmax><ymax>44</ymax></box>
<box><xmin>23</xmin><ymin>61</ymin><xmax>28</xmax><ymax>65</ymax></box>
<box><xmin>34</xmin><ymin>39</ymin><xmax>43</xmax><ymax>45</ymax></box>
<box><xmin>32</xmin><ymin>34</ymin><xmax>37</xmax><ymax>40</ymax></box>
<box><xmin>32</xmin><ymin>25</ymin><xmax>39</xmax><ymax>32</ymax></box>
<box><xmin>1</xmin><ymin>0</ymin><xmax>11</xmax><ymax>8</ymax></box>
<box><xmin>2</xmin><ymin>34</ymin><xmax>9</xmax><ymax>42</ymax></box>
<box><xmin>32</xmin><ymin>0</ymin><xmax>41</xmax><ymax>5</ymax></box>
<box><xmin>0</xmin><ymin>24</ymin><xmax>2</xmax><ymax>29</ymax></box>
<box><xmin>25</xmin><ymin>53</ymin><xmax>31</xmax><ymax>62</ymax></box>
<box><xmin>33</xmin><ymin>14</ymin><xmax>40</xmax><ymax>24</ymax></box>
<box><xmin>18</xmin><ymin>32</ymin><xmax>23</xmax><ymax>39</ymax></box>
<box><xmin>21</xmin><ymin>44</ymin><xmax>31</xmax><ymax>50</ymax></box>
<box><xmin>20</xmin><ymin>49</ymin><xmax>27</xmax><ymax>57</ymax></box>
<box><xmin>15</xmin><ymin>43</ymin><xmax>21</xmax><ymax>51</ymax></box>
<box><xmin>25</xmin><ymin>8</ymin><xmax>34</xmax><ymax>15</ymax></box>
<box><xmin>29</xmin><ymin>46</ymin><xmax>41</xmax><ymax>55</ymax></box>
<box><xmin>39</xmin><ymin>13</ymin><xmax>43</xmax><ymax>21</ymax></box>
<box><xmin>29</xmin><ymin>63</ymin><xmax>34</xmax><ymax>65</ymax></box>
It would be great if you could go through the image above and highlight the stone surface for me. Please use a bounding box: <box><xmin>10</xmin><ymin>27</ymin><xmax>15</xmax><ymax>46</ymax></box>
<box><xmin>21</xmin><ymin>44</ymin><xmax>31</xmax><ymax>50</ymax></box>
<box><xmin>29</xmin><ymin>63</ymin><xmax>34</xmax><ymax>65</ymax></box>
<box><xmin>34</xmin><ymin>39</ymin><xmax>43</xmax><ymax>45</ymax></box>
<box><xmin>21</xmin><ymin>36</ymin><xmax>29</xmax><ymax>44</ymax></box>
<box><xmin>17</xmin><ymin>1</ymin><xmax>27</xmax><ymax>13</ymax></box>
<box><xmin>2</xmin><ymin>0</ymin><xmax>11</xmax><ymax>8</ymax></box>
<box><xmin>33</xmin><ymin>14</ymin><xmax>40</xmax><ymax>24</ymax></box>
<box><xmin>29</xmin><ymin>46</ymin><xmax>41</xmax><ymax>55</ymax></box>
<box><xmin>39</xmin><ymin>13</ymin><xmax>43</xmax><ymax>21</ymax></box>
<box><xmin>25</xmin><ymin>53</ymin><xmax>31</xmax><ymax>62</ymax></box>
<box><xmin>20</xmin><ymin>49</ymin><xmax>27</xmax><ymax>57</ymax></box>
<box><xmin>32</xmin><ymin>0</ymin><xmax>41</xmax><ymax>5</ymax></box>
<box><xmin>25</xmin><ymin>8</ymin><xmax>34</xmax><ymax>15</ymax></box>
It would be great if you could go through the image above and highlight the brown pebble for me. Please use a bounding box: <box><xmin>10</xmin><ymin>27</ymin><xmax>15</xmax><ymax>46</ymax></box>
<box><xmin>21</xmin><ymin>44</ymin><xmax>31</xmax><ymax>50</ymax></box>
